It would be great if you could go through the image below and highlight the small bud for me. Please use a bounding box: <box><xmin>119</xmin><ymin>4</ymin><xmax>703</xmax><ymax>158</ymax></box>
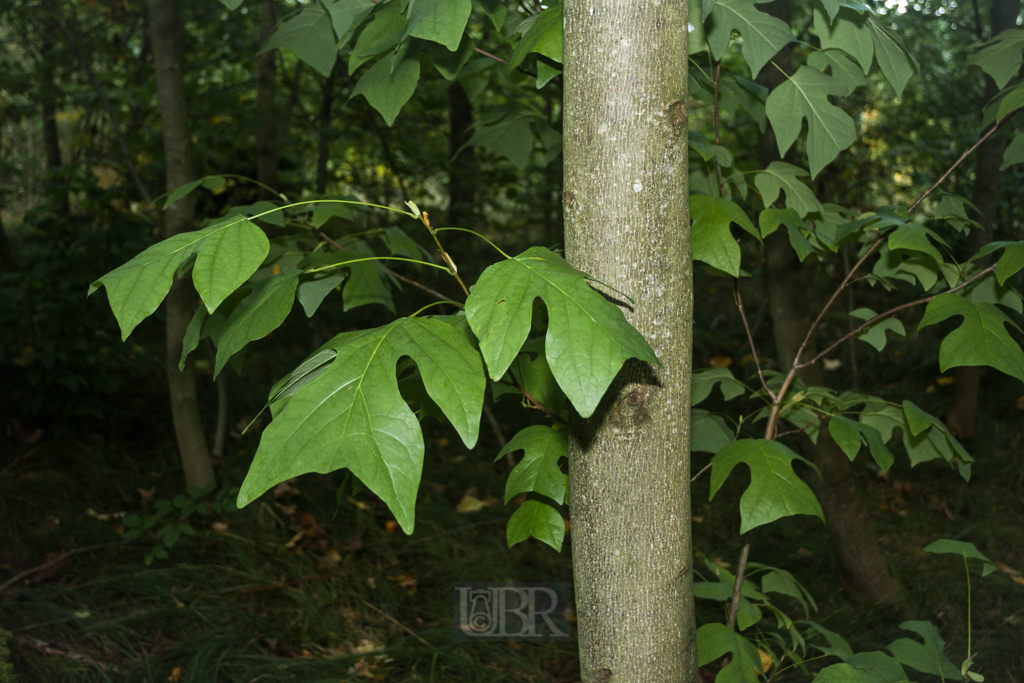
<box><xmin>405</xmin><ymin>200</ymin><xmax>421</xmax><ymax>217</ymax></box>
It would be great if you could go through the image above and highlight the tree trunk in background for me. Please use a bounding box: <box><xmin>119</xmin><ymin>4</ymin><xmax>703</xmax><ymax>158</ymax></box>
<box><xmin>564</xmin><ymin>0</ymin><xmax>696</xmax><ymax>680</ymax></box>
<box><xmin>0</xmin><ymin>132</ymin><xmax>11</xmax><ymax>266</ymax></box>
<box><xmin>316</xmin><ymin>66</ymin><xmax>335</xmax><ymax>195</ymax></box>
<box><xmin>41</xmin><ymin>29</ymin><xmax>69</xmax><ymax>217</ymax></box>
<box><xmin>765</xmin><ymin>233</ymin><xmax>901</xmax><ymax>602</ymax></box>
<box><xmin>756</xmin><ymin>0</ymin><xmax>899</xmax><ymax>603</ymax></box>
<box><xmin>256</xmin><ymin>0</ymin><xmax>279</xmax><ymax>200</ymax></box>
<box><xmin>149</xmin><ymin>0</ymin><xmax>215</xmax><ymax>490</ymax></box>
<box><xmin>947</xmin><ymin>0</ymin><xmax>1021</xmax><ymax>439</ymax></box>
<box><xmin>447</xmin><ymin>82</ymin><xmax>474</xmax><ymax>232</ymax></box>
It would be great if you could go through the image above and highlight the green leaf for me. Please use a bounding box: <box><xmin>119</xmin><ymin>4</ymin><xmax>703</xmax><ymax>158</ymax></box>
<box><xmin>507</xmin><ymin>499</ymin><xmax>565</xmax><ymax>551</ymax></box>
<box><xmin>406</xmin><ymin>0</ymin><xmax>471</xmax><ymax>51</ymax></box>
<box><xmin>691</xmin><ymin>196</ymin><xmax>759</xmax><ymax>277</ymax></box>
<box><xmin>709</xmin><ymin>439</ymin><xmax>825</xmax><ymax>533</ymax></box>
<box><xmin>808</xmin><ymin>49</ymin><xmax>869</xmax><ymax>91</ymax></box>
<box><xmin>816</xmin><ymin>652</ymin><xmax>910</xmax><ymax>683</ymax></box>
<box><xmin>218</xmin><ymin>0</ymin><xmax>244</xmax><ymax>9</ymax></box>
<box><xmin>474</xmin><ymin>0</ymin><xmax>507</xmax><ymax>30</ymax></box>
<box><xmin>499</xmin><ymin>339</ymin><xmax>567</xmax><ymax>412</ymax></box>
<box><xmin>261</xmin><ymin>3</ymin><xmax>338</xmax><ymax>77</ymax></box>
<box><xmin>460</xmin><ymin>113</ymin><xmax>534</xmax><ymax>169</ymax></box>
<box><xmin>692</xmin><ymin>367</ymin><xmax>747</xmax><ymax>405</ymax></box>
<box><xmin>918</xmin><ymin>293</ymin><xmax>1024</xmax><ymax>383</ymax></box>
<box><xmin>849</xmin><ymin>307</ymin><xmax>905</xmax><ymax>351</ymax></box>
<box><xmin>887</xmin><ymin>621</ymin><xmax>960</xmax><ymax>680</ymax></box>
<box><xmin>214</xmin><ymin>269</ymin><xmax>302</xmax><ymax>377</ymax></box>
<box><xmin>932</xmin><ymin>193</ymin><xmax>979</xmax><ymax>234</ymax></box>
<box><xmin>973</xmin><ymin>241</ymin><xmax>1024</xmax><ymax>285</ymax></box>
<box><xmin>162</xmin><ymin>179</ymin><xmax>203</xmax><ymax>209</ymax></box>
<box><xmin>755</xmin><ymin>161</ymin><xmax>823</xmax><ymax>217</ymax></box>
<box><xmin>804</xmin><ymin>621</ymin><xmax>855</xmax><ymax>661</ymax></box>
<box><xmin>887</xmin><ymin>223</ymin><xmax>946</xmax><ymax>264</ymax></box>
<box><xmin>269</xmin><ymin>349</ymin><xmax>338</xmax><ymax>407</ymax></box>
<box><xmin>496</xmin><ymin>426</ymin><xmax>568</xmax><ymax>504</ymax></box>
<box><xmin>923</xmin><ymin>539</ymin><xmax>997</xmax><ymax>576</ymax></box>
<box><xmin>692</xmin><ymin>409</ymin><xmax>735</xmax><ymax>453</ymax></box>
<box><xmin>508</xmin><ymin>5</ymin><xmax>562</xmax><ymax>71</ymax></box>
<box><xmin>868</xmin><ymin>18</ymin><xmax>917</xmax><ymax>97</ymax></box>
<box><xmin>297</xmin><ymin>272</ymin><xmax>346</xmax><ymax>318</ymax></box>
<box><xmin>815</xmin><ymin>6</ymin><xmax>873</xmax><ymax>74</ymax></box>
<box><xmin>765</xmin><ymin>66</ymin><xmax>856</xmax><ymax>178</ymax></box>
<box><xmin>426</xmin><ymin>33</ymin><xmax>474</xmax><ymax>79</ymax></box>
<box><xmin>90</xmin><ymin>218</ymin><xmax>269</xmax><ymax>339</ymax></box>
<box><xmin>1001</xmin><ymin>133</ymin><xmax>1024</xmax><ymax>170</ymax></box>
<box><xmin>465</xmin><ymin>247</ymin><xmax>660</xmax><ymax>418</ymax></box>
<box><xmin>696</xmin><ymin>623</ymin><xmax>761</xmax><ymax>683</ymax></box>
<box><xmin>237</xmin><ymin>316</ymin><xmax>485</xmax><ymax>533</ymax></box>
<box><xmin>350</xmin><ymin>40</ymin><xmax>421</xmax><ymax>126</ymax></box>
<box><xmin>350</xmin><ymin>2</ymin><xmax>408</xmax><ymax>71</ymax></box>
<box><xmin>705</xmin><ymin>0</ymin><xmax>795</xmax><ymax>77</ymax></box>
<box><xmin>996</xmin><ymin>82</ymin><xmax>1024</xmax><ymax>122</ymax></box>
<box><xmin>536</xmin><ymin>58</ymin><xmax>561</xmax><ymax>88</ymax></box>
<box><xmin>180</xmin><ymin>304</ymin><xmax>208</xmax><ymax>371</ymax></box>
<box><xmin>325</xmin><ymin>0</ymin><xmax>378</xmax><ymax>43</ymax></box>
<box><xmin>310</xmin><ymin>203</ymin><xmax>355</xmax><ymax>227</ymax></box>
<box><xmin>901</xmin><ymin>400</ymin><xmax>934</xmax><ymax>437</ymax></box>
<box><xmin>965</xmin><ymin>28</ymin><xmax>1024</xmax><ymax>89</ymax></box>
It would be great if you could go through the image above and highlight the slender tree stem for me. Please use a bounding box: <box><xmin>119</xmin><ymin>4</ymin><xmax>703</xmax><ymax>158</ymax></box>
<box><xmin>508</xmin><ymin>373</ymin><xmax>568</xmax><ymax>424</ymax></box>
<box><xmin>727</xmin><ymin>542</ymin><xmax>751</xmax><ymax>629</ymax></box>
<box><xmin>712</xmin><ymin>60</ymin><xmax>726</xmax><ymax>199</ymax></box>
<box><xmin>735</xmin><ymin>280</ymin><xmax>774</xmax><ymax>400</ymax></box>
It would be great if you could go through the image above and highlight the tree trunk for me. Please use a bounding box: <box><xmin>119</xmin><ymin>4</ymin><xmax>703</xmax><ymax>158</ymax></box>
<box><xmin>753</xmin><ymin>0</ymin><xmax>899</xmax><ymax>605</ymax></box>
<box><xmin>149</xmin><ymin>0</ymin><xmax>215</xmax><ymax>490</ymax></box>
<box><xmin>256</xmin><ymin>0</ymin><xmax>279</xmax><ymax>200</ymax></box>
<box><xmin>316</xmin><ymin>66</ymin><xmax>335</xmax><ymax>195</ymax></box>
<box><xmin>41</xmin><ymin>29</ymin><xmax>69</xmax><ymax>216</ymax></box>
<box><xmin>563</xmin><ymin>0</ymin><xmax>697</xmax><ymax>681</ymax></box>
<box><xmin>947</xmin><ymin>0</ymin><xmax>1021</xmax><ymax>439</ymax></box>
<box><xmin>765</xmin><ymin>233</ymin><xmax>901</xmax><ymax>602</ymax></box>
<box><xmin>447</xmin><ymin>81</ymin><xmax>474</xmax><ymax>231</ymax></box>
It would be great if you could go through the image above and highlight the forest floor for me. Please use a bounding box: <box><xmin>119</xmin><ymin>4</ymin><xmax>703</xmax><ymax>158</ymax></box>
<box><xmin>2</xmin><ymin>377</ymin><xmax>1023</xmax><ymax>683</ymax></box>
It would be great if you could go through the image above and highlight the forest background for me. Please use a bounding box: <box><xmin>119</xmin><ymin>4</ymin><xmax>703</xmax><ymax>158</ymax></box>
<box><xmin>1</xmin><ymin>0</ymin><xmax>1023</xmax><ymax>680</ymax></box>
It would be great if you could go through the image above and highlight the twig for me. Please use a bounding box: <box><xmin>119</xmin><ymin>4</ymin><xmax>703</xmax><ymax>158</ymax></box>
<box><xmin>712</xmin><ymin>59</ymin><xmax>726</xmax><ymax>199</ymax></box>
<box><xmin>691</xmin><ymin>462</ymin><xmax>713</xmax><ymax>483</ymax></box>
<box><xmin>0</xmin><ymin>541</ymin><xmax>129</xmax><ymax>594</ymax></box>
<box><xmin>908</xmin><ymin>114</ymin><xmax>1013</xmax><ymax>214</ymax></box>
<box><xmin>726</xmin><ymin>542</ymin><xmax>751</xmax><ymax>629</ymax></box>
<box><xmin>472</xmin><ymin>47</ymin><xmax>538</xmax><ymax>78</ymax></box>
<box><xmin>47</xmin><ymin>2</ymin><xmax>152</xmax><ymax>204</ymax></box>
<box><xmin>735</xmin><ymin>280</ymin><xmax>774</xmax><ymax>400</ymax></box>
<box><xmin>799</xmin><ymin>263</ymin><xmax>998</xmax><ymax>369</ymax></box>
<box><xmin>364</xmin><ymin>600</ymin><xmax>434</xmax><ymax>648</ymax></box>
<box><xmin>482</xmin><ymin>402</ymin><xmax>509</xmax><ymax>449</ymax></box>
<box><xmin>509</xmin><ymin>373</ymin><xmax>568</xmax><ymax>424</ymax></box>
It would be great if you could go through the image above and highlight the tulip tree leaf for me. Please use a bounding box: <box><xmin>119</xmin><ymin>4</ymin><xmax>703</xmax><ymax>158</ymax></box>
<box><xmin>696</xmin><ymin>623</ymin><xmax>761</xmax><ymax>683</ymax></box>
<box><xmin>465</xmin><ymin>247</ymin><xmax>660</xmax><ymax>418</ymax></box>
<box><xmin>886</xmin><ymin>622</ymin><xmax>961</xmax><ymax>680</ymax></box>
<box><xmin>815</xmin><ymin>6</ymin><xmax>873</xmax><ymax>74</ymax></box>
<box><xmin>691</xmin><ymin>196</ymin><xmax>760</xmax><ymax>277</ymax></box>
<box><xmin>922</xmin><ymin>539</ymin><xmax>997</xmax><ymax>576</ymax></box>
<box><xmin>406</xmin><ymin>0</ymin><xmax>471</xmax><ymax>51</ymax></box>
<box><xmin>214</xmin><ymin>269</ymin><xmax>303</xmax><ymax>377</ymax></box>
<box><xmin>849</xmin><ymin>307</ymin><xmax>905</xmax><ymax>351</ymax></box>
<box><xmin>816</xmin><ymin>652</ymin><xmax>910</xmax><ymax>683</ymax></box>
<box><xmin>709</xmin><ymin>438</ymin><xmax>825</xmax><ymax>533</ymax></box>
<box><xmin>692</xmin><ymin>409</ymin><xmax>735</xmax><ymax>454</ymax></box>
<box><xmin>507</xmin><ymin>499</ymin><xmax>565</xmax><ymax>551</ymax></box>
<box><xmin>692</xmin><ymin>367</ymin><xmax>748</xmax><ymax>405</ymax></box>
<box><xmin>755</xmin><ymin>161</ymin><xmax>824</xmax><ymax>217</ymax></box>
<box><xmin>508</xmin><ymin>4</ymin><xmax>563</xmax><ymax>70</ymax></box>
<box><xmin>237</xmin><ymin>316</ymin><xmax>485</xmax><ymax>533</ymax></box>
<box><xmin>965</xmin><ymin>28</ymin><xmax>1024</xmax><ymax>89</ymax></box>
<box><xmin>89</xmin><ymin>218</ymin><xmax>269</xmax><ymax>340</ymax></box>
<box><xmin>496</xmin><ymin>426</ymin><xmax>568</xmax><ymax>504</ymax></box>
<box><xmin>827</xmin><ymin>414</ymin><xmax>894</xmax><ymax>471</ymax></box>
<box><xmin>867</xmin><ymin>17</ymin><xmax>917</xmax><ymax>97</ymax></box>
<box><xmin>325</xmin><ymin>0</ymin><xmax>377</xmax><ymax>44</ymax></box>
<box><xmin>765</xmin><ymin>66</ymin><xmax>856</xmax><ymax>178</ymax></box>
<box><xmin>350</xmin><ymin>40</ymin><xmax>421</xmax><ymax>126</ymax></box>
<box><xmin>705</xmin><ymin>0</ymin><xmax>795</xmax><ymax>77</ymax></box>
<box><xmin>918</xmin><ymin>293</ymin><xmax>1024</xmax><ymax>383</ymax></box>
<box><xmin>261</xmin><ymin>3</ymin><xmax>338</xmax><ymax>77</ymax></box>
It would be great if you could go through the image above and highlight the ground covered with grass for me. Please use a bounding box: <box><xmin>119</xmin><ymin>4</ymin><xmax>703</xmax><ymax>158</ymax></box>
<box><xmin>2</xmin><ymin>368</ymin><xmax>1023</xmax><ymax>682</ymax></box>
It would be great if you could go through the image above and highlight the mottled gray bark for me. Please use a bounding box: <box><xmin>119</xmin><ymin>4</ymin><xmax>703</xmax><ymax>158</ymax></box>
<box><xmin>149</xmin><ymin>0</ymin><xmax>215</xmax><ymax>489</ymax></box>
<box><xmin>563</xmin><ymin>0</ymin><xmax>696</xmax><ymax>680</ymax></box>
<box><xmin>947</xmin><ymin>0</ymin><xmax>1021</xmax><ymax>439</ymax></box>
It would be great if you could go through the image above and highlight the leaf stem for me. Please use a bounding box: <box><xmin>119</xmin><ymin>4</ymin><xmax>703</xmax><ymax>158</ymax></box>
<box><xmin>432</xmin><ymin>227</ymin><xmax>511</xmax><ymax>259</ymax></box>
<box><xmin>415</xmin><ymin>211</ymin><xmax>471</xmax><ymax>297</ymax></box>
<box><xmin>306</xmin><ymin>256</ymin><xmax>450</xmax><ymax>275</ymax></box>
<box><xmin>712</xmin><ymin>57</ymin><xmax>727</xmax><ymax>200</ymax></box>
<box><xmin>508</xmin><ymin>373</ymin><xmax>568</xmax><ymax>425</ymax></box>
<box><xmin>409</xmin><ymin>300</ymin><xmax>463</xmax><ymax>318</ymax></box>
<box><xmin>734</xmin><ymin>279</ymin><xmax>774</xmax><ymax>400</ymax></box>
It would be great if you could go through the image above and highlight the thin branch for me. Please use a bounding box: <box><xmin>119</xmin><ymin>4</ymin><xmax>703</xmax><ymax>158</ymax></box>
<box><xmin>47</xmin><ymin>2</ymin><xmax>152</xmax><ymax>204</ymax></box>
<box><xmin>364</xmin><ymin>600</ymin><xmax>435</xmax><ymax>648</ymax></box>
<box><xmin>908</xmin><ymin>114</ymin><xmax>1013</xmax><ymax>214</ymax></box>
<box><xmin>472</xmin><ymin>47</ymin><xmax>538</xmax><ymax>78</ymax></box>
<box><xmin>509</xmin><ymin>373</ymin><xmax>568</xmax><ymax>424</ymax></box>
<box><xmin>735</xmin><ymin>280</ymin><xmax>774</xmax><ymax>400</ymax></box>
<box><xmin>726</xmin><ymin>542</ymin><xmax>751</xmax><ymax>629</ymax></box>
<box><xmin>799</xmin><ymin>263</ymin><xmax>998</xmax><ymax>369</ymax></box>
<box><xmin>712</xmin><ymin>59</ymin><xmax>727</xmax><ymax>199</ymax></box>
<box><xmin>691</xmin><ymin>461</ymin><xmax>713</xmax><ymax>483</ymax></box>
<box><xmin>0</xmin><ymin>541</ymin><xmax>129</xmax><ymax>594</ymax></box>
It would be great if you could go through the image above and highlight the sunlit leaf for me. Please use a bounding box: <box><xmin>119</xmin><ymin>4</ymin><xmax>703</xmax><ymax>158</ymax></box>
<box><xmin>261</xmin><ymin>3</ymin><xmax>338</xmax><ymax>77</ymax></box>
<box><xmin>918</xmin><ymin>293</ymin><xmax>1024</xmax><ymax>383</ymax></box>
<box><xmin>496</xmin><ymin>426</ymin><xmax>568</xmax><ymax>504</ymax></box>
<box><xmin>508</xmin><ymin>4</ymin><xmax>563</xmax><ymax>70</ymax></box>
<box><xmin>755</xmin><ymin>161</ymin><xmax>823</xmax><ymax>217</ymax></box>
<box><xmin>705</xmin><ymin>0</ymin><xmax>795</xmax><ymax>77</ymax></box>
<box><xmin>406</xmin><ymin>0</ymin><xmax>471</xmax><ymax>51</ymax></box>
<box><xmin>964</xmin><ymin>28</ymin><xmax>1024</xmax><ymax>89</ymax></box>
<box><xmin>691</xmin><ymin>196</ymin><xmax>759</xmax><ymax>277</ymax></box>
<box><xmin>350</xmin><ymin>40</ymin><xmax>421</xmax><ymax>126</ymax></box>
